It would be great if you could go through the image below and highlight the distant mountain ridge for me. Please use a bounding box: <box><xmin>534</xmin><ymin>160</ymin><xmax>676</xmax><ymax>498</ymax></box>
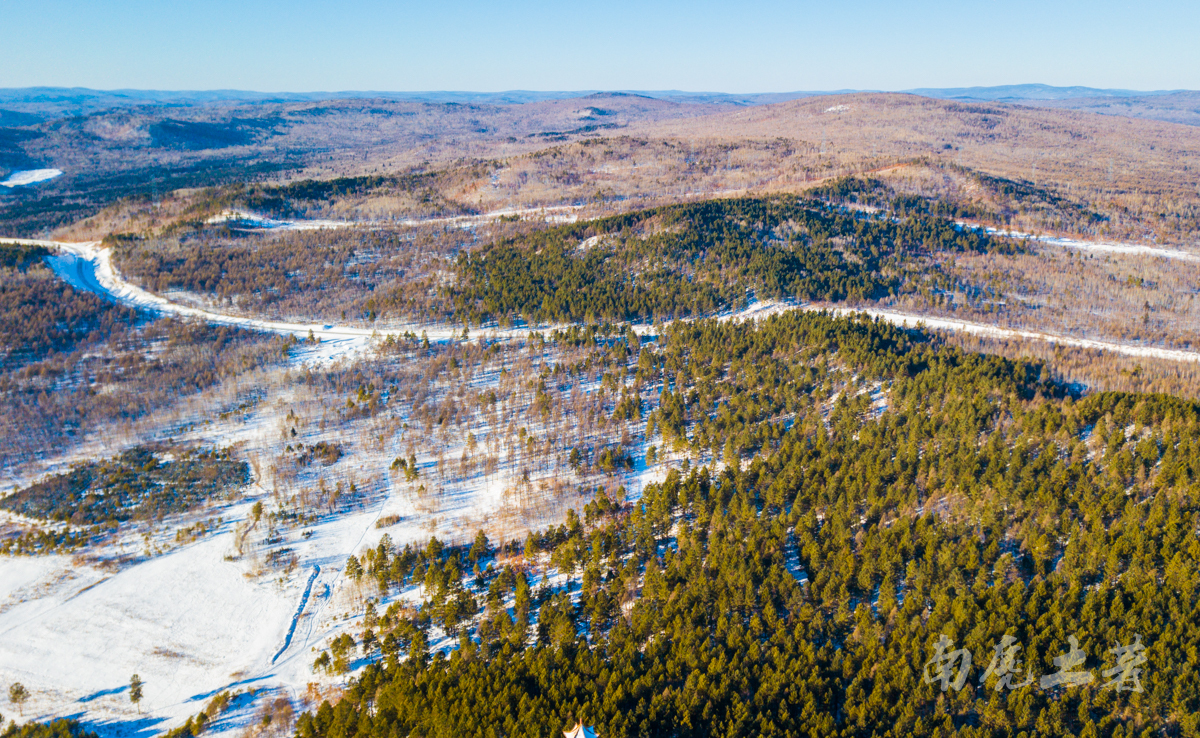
<box><xmin>906</xmin><ymin>83</ymin><xmax>1184</xmax><ymax>101</ymax></box>
<box><xmin>0</xmin><ymin>84</ymin><xmax>1190</xmax><ymax>111</ymax></box>
<box><xmin>2</xmin><ymin>85</ymin><xmax>1197</xmax><ymax>131</ymax></box>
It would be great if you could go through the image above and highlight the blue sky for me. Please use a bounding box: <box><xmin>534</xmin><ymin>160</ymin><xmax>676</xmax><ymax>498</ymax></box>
<box><xmin>3</xmin><ymin>0</ymin><xmax>1197</xmax><ymax>92</ymax></box>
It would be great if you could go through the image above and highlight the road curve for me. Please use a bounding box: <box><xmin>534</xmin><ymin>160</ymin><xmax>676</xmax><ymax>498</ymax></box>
<box><xmin>23</xmin><ymin>238</ymin><xmax>480</xmax><ymax>365</ymax></box>
<box><xmin>6</xmin><ymin>231</ymin><xmax>1200</xmax><ymax>366</ymax></box>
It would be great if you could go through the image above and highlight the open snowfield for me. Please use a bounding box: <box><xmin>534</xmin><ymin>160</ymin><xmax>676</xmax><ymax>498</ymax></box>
<box><xmin>0</xmin><ymin>169</ymin><xmax>63</xmax><ymax>188</ymax></box>
<box><xmin>0</xmin><ymin>532</ymin><xmax>293</xmax><ymax>732</ymax></box>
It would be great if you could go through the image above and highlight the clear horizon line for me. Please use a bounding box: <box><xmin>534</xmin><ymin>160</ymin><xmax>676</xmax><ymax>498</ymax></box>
<box><xmin>0</xmin><ymin>84</ymin><xmax>1192</xmax><ymax>96</ymax></box>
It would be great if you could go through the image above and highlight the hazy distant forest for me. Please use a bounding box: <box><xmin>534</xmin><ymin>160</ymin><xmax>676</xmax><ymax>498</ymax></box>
<box><xmin>4</xmin><ymin>88</ymin><xmax>1200</xmax><ymax>738</ymax></box>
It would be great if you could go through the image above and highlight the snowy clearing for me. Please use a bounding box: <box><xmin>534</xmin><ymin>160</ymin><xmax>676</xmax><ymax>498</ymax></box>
<box><xmin>0</xmin><ymin>525</ymin><xmax>295</xmax><ymax>736</ymax></box>
<box><xmin>0</xmin><ymin>169</ymin><xmax>63</xmax><ymax>188</ymax></box>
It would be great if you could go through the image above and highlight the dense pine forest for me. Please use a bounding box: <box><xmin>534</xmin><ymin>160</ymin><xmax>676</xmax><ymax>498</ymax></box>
<box><xmin>0</xmin><ymin>445</ymin><xmax>248</xmax><ymax>526</ymax></box>
<box><xmin>452</xmin><ymin>196</ymin><xmax>1018</xmax><ymax>325</ymax></box>
<box><xmin>297</xmin><ymin>311</ymin><xmax>1200</xmax><ymax>738</ymax></box>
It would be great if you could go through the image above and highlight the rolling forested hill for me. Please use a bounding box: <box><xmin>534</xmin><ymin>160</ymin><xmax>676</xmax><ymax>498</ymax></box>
<box><xmin>291</xmin><ymin>310</ymin><xmax>1200</xmax><ymax>738</ymax></box>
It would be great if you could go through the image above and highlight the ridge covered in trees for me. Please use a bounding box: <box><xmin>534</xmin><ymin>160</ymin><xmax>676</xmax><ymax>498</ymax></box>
<box><xmin>452</xmin><ymin>196</ymin><xmax>1019</xmax><ymax>325</ymax></box>
<box><xmin>299</xmin><ymin>310</ymin><xmax>1200</xmax><ymax>738</ymax></box>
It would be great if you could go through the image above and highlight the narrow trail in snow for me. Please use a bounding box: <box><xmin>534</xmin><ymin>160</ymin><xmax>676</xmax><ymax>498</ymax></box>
<box><xmin>283</xmin><ymin>491</ymin><xmax>394</xmax><ymax>672</ymax></box>
<box><xmin>206</xmin><ymin>202</ymin><xmax>585</xmax><ymax>231</ymax></box>
<box><xmin>823</xmin><ymin>305</ymin><xmax>1200</xmax><ymax>364</ymax></box>
<box><xmin>272</xmin><ymin>565</ymin><xmax>321</xmax><ymax>665</ymax></box>
<box><xmin>966</xmin><ymin>224</ymin><xmax>1200</xmax><ymax>263</ymax></box>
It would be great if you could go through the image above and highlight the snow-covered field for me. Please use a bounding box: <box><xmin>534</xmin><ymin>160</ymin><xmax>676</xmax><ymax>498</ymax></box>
<box><xmin>0</xmin><ymin>169</ymin><xmax>63</xmax><ymax>188</ymax></box>
<box><xmin>0</xmin><ymin>531</ymin><xmax>293</xmax><ymax>733</ymax></box>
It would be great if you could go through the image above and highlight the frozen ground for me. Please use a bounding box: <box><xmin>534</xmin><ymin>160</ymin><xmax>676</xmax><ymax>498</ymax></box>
<box><xmin>0</xmin><ymin>169</ymin><xmax>63</xmax><ymax>188</ymax></box>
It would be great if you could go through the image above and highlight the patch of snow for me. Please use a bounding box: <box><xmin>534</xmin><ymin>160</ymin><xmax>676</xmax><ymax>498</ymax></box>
<box><xmin>0</xmin><ymin>531</ymin><xmax>295</xmax><ymax>732</ymax></box>
<box><xmin>577</xmin><ymin>235</ymin><xmax>608</xmax><ymax>251</ymax></box>
<box><xmin>0</xmin><ymin>169</ymin><xmax>63</xmax><ymax>188</ymax></box>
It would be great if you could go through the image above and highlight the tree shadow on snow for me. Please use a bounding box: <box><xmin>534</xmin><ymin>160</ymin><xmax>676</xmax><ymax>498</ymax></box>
<box><xmin>187</xmin><ymin>674</ymin><xmax>273</xmax><ymax>704</ymax></box>
<box><xmin>78</xmin><ymin>686</ymin><xmax>127</xmax><ymax>703</ymax></box>
<box><xmin>80</xmin><ymin>714</ymin><xmax>167</xmax><ymax>738</ymax></box>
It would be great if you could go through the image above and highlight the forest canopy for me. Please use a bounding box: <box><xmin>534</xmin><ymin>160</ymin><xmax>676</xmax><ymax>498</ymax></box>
<box><xmin>1</xmin><ymin>445</ymin><xmax>249</xmax><ymax>525</ymax></box>
<box><xmin>296</xmin><ymin>309</ymin><xmax>1200</xmax><ymax>738</ymax></box>
<box><xmin>452</xmin><ymin>196</ymin><xmax>1019</xmax><ymax>325</ymax></box>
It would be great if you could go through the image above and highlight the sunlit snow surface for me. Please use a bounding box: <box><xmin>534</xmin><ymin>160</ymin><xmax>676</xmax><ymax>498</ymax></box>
<box><xmin>0</xmin><ymin>169</ymin><xmax>63</xmax><ymax>187</ymax></box>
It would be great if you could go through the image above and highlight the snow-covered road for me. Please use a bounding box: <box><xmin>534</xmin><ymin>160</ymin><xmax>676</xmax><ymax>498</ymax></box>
<box><xmin>9</xmin><ymin>226</ymin><xmax>1200</xmax><ymax>366</ymax></box>
<box><xmin>205</xmin><ymin>203</ymin><xmax>584</xmax><ymax>231</ymax></box>
<box><xmin>25</xmin><ymin>237</ymin><xmax>564</xmax><ymax>365</ymax></box>
<box><xmin>829</xmin><ymin>306</ymin><xmax>1200</xmax><ymax>363</ymax></box>
<box><xmin>971</xmin><ymin>224</ymin><xmax>1200</xmax><ymax>263</ymax></box>
<box><xmin>44</xmin><ymin>239</ymin><xmax>385</xmax><ymax>361</ymax></box>
<box><xmin>0</xmin><ymin>169</ymin><xmax>63</xmax><ymax>188</ymax></box>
